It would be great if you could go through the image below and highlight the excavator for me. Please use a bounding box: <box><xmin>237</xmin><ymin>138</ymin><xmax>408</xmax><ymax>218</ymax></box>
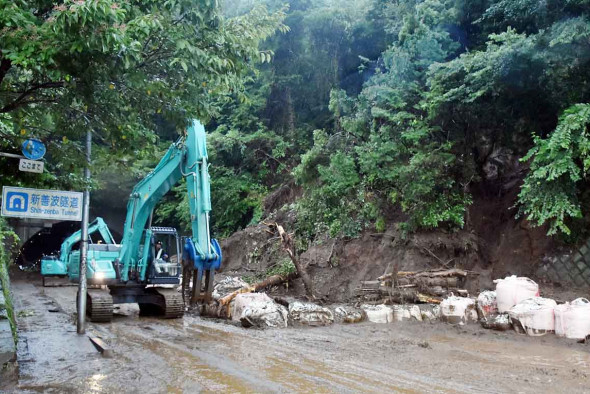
<box><xmin>41</xmin><ymin>120</ymin><xmax>222</xmax><ymax>321</ymax></box>
<box><xmin>40</xmin><ymin>217</ymin><xmax>117</xmax><ymax>286</ymax></box>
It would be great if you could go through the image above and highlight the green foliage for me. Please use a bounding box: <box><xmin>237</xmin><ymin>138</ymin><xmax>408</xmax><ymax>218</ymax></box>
<box><xmin>0</xmin><ymin>217</ymin><xmax>19</xmax><ymax>343</ymax></box>
<box><xmin>265</xmin><ymin>258</ymin><xmax>296</xmax><ymax>277</ymax></box>
<box><xmin>295</xmin><ymin>0</ymin><xmax>471</xmax><ymax>237</ymax></box>
<box><xmin>518</xmin><ymin>104</ymin><xmax>590</xmax><ymax>235</ymax></box>
<box><xmin>0</xmin><ymin>0</ymin><xmax>287</xmax><ymax>190</ymax></box>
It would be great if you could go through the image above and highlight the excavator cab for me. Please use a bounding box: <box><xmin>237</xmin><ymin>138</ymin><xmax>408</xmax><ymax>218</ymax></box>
<box><xmin>147</xmin><ymin>227</ymin><xmax>181</xmax><ymax>284</ymax></box>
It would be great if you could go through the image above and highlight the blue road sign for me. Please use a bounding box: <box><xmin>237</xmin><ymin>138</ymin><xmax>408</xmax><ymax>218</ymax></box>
<box><xmin>1</xmin><ymin>186</ymin><xmax>83</xmax><ymax>221</ymax></box>
<box><xmin>21</xmin><ymin>138</ymin><xmax>46</xmax><ymax>160</ymax></box>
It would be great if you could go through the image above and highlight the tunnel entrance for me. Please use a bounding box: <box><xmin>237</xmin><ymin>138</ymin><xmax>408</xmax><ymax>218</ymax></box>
<box><xmin>15</xmin><ymin>220</ymin><xmax>121</xmax><ymax>270</ymax></box>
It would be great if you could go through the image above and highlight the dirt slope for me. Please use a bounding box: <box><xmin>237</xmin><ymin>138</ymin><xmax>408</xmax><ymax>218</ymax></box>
<box><xmin>220</xmin><ymin>181</ymin><xmax>567</xmax><ymax>302</ymax></box>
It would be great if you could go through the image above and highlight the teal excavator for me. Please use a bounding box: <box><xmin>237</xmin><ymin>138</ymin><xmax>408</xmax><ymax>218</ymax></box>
<box><xmin>41</xmin><ymin>217</ymin><xmax>118</xmax><ymax>286</ymax></box>
<box><xmin>41</xmin><ymin>120</ymin><xmax>222</xmax><ymax>321</ymax></box>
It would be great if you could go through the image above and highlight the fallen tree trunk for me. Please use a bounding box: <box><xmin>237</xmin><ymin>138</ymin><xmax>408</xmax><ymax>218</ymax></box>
<box><xmin>266</xmin><ymin>222</ymin><xmax>314</xmax><ymax>299</ymax></box>
<box><xmin>218</xmin><ymin>272</ymin><xmax>299</xmax><ymax>307</ymax></box>
<box><xmin>377</xmin><ymin>268</ymin><xmax>471</xmax><ymax>281</ymax></box>
<box><xmin>386</xmin><ymin>289</ymin><xmax>442</xmax><ymax>304</ymax></box>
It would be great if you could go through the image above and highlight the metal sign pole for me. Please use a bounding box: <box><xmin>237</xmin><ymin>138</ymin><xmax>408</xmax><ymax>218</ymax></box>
<box><xmin>77</xmin><ymin>130</ymin><xmax>92</xmax><ymax>334</ymax></box>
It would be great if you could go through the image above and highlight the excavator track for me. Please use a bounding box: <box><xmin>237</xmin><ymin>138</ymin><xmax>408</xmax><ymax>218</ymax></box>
<box><xmin>154</xmin><ymin>288</ymin><xmax>184</xmax><ymax>319</ymax></box>
<box><xmin>86</xmin><ymin>290</ymin><xmax>113</xmax><ymax>322</ymax></box>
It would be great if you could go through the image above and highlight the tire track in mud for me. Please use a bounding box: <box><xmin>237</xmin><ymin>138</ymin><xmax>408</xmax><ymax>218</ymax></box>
<box><xmin>102</xmin><ymin>316</ymin><xmax>473</xmax><ymax>393</ymax></box>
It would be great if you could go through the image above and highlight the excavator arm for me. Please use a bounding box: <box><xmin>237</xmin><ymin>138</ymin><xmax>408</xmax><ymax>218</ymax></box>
<box><xmin>117</xmin><ymin>120</ymin><xmax>221</xmax><ymax>282</ymax></box>
<box><xmin>59</xmin><ymin>217</ymin><xmax>115</xmax><ymax>258</ymax></box>
<box><xmin>41</xmin><ymin>217</ymin><xmax>115</xmax><ymax>277</ymax></box>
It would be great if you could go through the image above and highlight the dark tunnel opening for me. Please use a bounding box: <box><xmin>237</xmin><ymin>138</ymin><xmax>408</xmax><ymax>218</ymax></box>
<box><xmin>15</xmin><ymin>221</ymin><xmax>122</xmax><ymax>270</ymax></box>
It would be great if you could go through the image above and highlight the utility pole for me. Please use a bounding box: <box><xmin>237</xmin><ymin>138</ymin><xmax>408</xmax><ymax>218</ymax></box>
<box><xmin>77</xmin><ymin>130</ymin><xmax>91</xmax><ymax>334</ymax></box>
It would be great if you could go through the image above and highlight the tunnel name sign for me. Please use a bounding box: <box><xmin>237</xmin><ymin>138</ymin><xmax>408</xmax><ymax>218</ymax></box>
<box><xmin>1</xmin><ymin>186</ymin><xmax>83</xmax><ymax>221</ymax></box>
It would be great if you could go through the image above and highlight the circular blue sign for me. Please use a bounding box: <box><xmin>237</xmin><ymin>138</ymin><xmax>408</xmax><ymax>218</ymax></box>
<box><xmin>21</xmin><ymin>138</ymin><xmax>46</xmax><ymax>160</ymax></box>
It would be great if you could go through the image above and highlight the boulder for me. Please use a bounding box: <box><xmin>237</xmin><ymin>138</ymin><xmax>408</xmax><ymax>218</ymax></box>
<box><xmin>288</xmin><ymin>302</ymin><xmax>334</xmax><ymax>326</ymax></box>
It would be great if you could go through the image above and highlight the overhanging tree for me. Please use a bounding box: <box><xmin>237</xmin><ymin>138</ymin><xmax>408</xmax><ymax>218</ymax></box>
<box><xmin>0</xmin><ymin>0</ymin><xmax>287</xmax><ymax>188</ymax></box>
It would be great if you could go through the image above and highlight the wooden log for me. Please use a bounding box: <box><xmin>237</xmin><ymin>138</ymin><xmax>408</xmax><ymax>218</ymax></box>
<box><xmin>378</xmin><ymin>268</ymin><xmax>471</xmax><ymax>281</ymax></box>
<box><xmin>385</xmin><ymin>289</ymin><xmax>442</xmax><ymax>304</ymax></box>
<box><xmin>390</xmin><ymin>277</ymin><xmax>460</xmax><ymax>287</ymax></box>
<box><xmin>218</xmin><ymin>272</ymin><xmax>299</xmax><ymax>307</ymax></box>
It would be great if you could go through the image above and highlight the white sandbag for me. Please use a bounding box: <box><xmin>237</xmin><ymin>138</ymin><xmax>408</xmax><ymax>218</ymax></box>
<box><xmin>232</xmin><ymin>293</ymin><xmax>288</xmax><ymax>328</ymax></box>
<box><xmin>391</xmin><ymin>305</ymin><xmax>423</xmax><ymax>322</ymax></box>
<box><xmin>495</xmin><ymin>276</ymin><xmax>539</xmax><ymax>313</ymax></box>
<box><xmin>554</xmin><ymin>298</ymin><xmax>590</xmax><ymax>340</ymax></box>
<box><xmin>361</xmin><ymin>304</ymin><xmax>394</xmax><ymax>324</ymax></box>
<box><xmin>477</xmin><ymin>290</ymin><xmax>498</xmax><ymax>320</ymax></box>
<box><xmin>334</xmin><ymin>306</ymin><xmax>365</xmax><ymax>323</ymax></box>
<box><xmin>392</xmin><ymin>305</ymin><xmax>411</xmax><ymax>322</ymax></box>
<box><xmin>420</xmin><ymin>304</ymin><xmax>440</xmax><ymax>322</ymax></box>
<box><xmin>508</xmin><ymin>297</ymin><xmax>556</xmax><ymax>336</ymax></box>
<box><xmin>289</xmin><ymin>301</ymin><xmax>334</xmax><ymax>326</ymax></box>
<box><xmin>481</xmin><ymin>313</ymin><xmax>512</xmax><ymax>331</ymax></box>
<box><xmin>440</xmin><ymin>296</ymin><xmax>477</xmax><ymax>325</ymax></box>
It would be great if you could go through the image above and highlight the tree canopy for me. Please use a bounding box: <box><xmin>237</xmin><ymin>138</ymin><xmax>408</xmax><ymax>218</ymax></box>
<box><xmin>5</xmin><ymin>0</ymin><xmax>590</xmax><ymax>242</ymax></box>
<box><xmin>0</xmin><ymin>0</ymin><xmax>286</xmax><ymax>189</ymax></box>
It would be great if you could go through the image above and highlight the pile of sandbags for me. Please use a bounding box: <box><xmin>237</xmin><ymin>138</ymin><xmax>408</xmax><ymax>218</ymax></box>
<box><xmin>474</xmin><ymin>276</ymin><xmax>590</xmax><ymax>340</ymax></box>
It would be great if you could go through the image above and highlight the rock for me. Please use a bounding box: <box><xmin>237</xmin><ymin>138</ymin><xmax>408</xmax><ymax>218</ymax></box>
<box><xmin>361</xmin><ymin>304</ymin><xmax>394</xmax><ymax>324</ymax></box>
<box><xmin>333</xmin><ymin>306</ymin><xmax>365</xmax><ymax>323</ymax></box>
<box><xmin>232</xmin><ymin>293</ymin><xmax>288</xmax><ymax>329</ymax></box>
<box><xmin>212</xmin><ymin>276</ymin><xmax>249</xmax><ymax>300</ymax></box>
<box><xmin>288</xmin><ymin>302</ymin><xmax>334</xmax><ymax>326</ymax></box>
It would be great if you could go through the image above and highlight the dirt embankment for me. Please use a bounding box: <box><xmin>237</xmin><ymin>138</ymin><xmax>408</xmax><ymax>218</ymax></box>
<box><xmin>221</xmin><ymin>174</ymin><xmax>570</xmax><ymax>302</ymax></box>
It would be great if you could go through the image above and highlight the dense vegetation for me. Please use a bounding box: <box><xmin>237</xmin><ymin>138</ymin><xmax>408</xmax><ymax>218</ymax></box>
<box><xmin>3</xmin><ymin>0</ymin><xmax>590</xmax><ymax>243</ymax></box>
<box><xmin>0</xmin><ymin>0</ymin><xmax>286</xmax><ymax>189</ymax></box>
<box><xmin>194</xmin><ymin>0</ymin><xmax>590</xmax><ymax>240</ymax></box>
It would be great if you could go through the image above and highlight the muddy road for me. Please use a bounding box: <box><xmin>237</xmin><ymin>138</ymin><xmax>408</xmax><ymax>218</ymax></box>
<box><xmin>4</xmin><ymin>276</ymin><xmax>590</xmax><ymax>393</ymax></box>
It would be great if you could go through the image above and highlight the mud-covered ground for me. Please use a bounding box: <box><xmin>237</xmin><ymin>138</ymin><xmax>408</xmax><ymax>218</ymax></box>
<box><xmin>3</xmin><ymin>275</ymin><xmax>590</xmax><ymax>394</ymax></box>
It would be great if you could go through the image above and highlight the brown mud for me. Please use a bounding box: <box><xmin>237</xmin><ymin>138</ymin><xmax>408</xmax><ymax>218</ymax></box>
<box><xmin>220</xmin><ymin>176</ymin><xmax>587</xmax><ymax>304</ymax></box>
<box><xmin>4</xmin><ymin>273</ymin><xmax>590</xmax><ymax>393</ymax></box>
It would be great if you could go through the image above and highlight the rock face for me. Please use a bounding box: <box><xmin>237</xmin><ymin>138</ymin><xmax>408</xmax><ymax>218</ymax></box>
<box><xmin>288</xmin><ymin>302</ymin><xmax>334</xmax><ymax>326</ymax></box>
<box><xmin>221</xmin><ymin>219</ymin><xmax>483</xmax><ymax>302</ymax></box>
<box><xmin>231</xmin><ymin>293</ymin><xmax>288</xmax><ymax>328</ymax></box>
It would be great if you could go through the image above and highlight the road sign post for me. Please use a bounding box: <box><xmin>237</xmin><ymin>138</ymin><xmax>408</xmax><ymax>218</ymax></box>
<box><xmin>77</xmin><ymin>130</ymin><xmax>92</xmax><ymax>334</ymax></box>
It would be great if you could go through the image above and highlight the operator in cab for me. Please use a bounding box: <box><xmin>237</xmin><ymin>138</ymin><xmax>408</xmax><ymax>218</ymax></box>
<box><xmin>155</xmin><ymin>240</ymin><xmax>169</xmax><ymax>262</ymax></box>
